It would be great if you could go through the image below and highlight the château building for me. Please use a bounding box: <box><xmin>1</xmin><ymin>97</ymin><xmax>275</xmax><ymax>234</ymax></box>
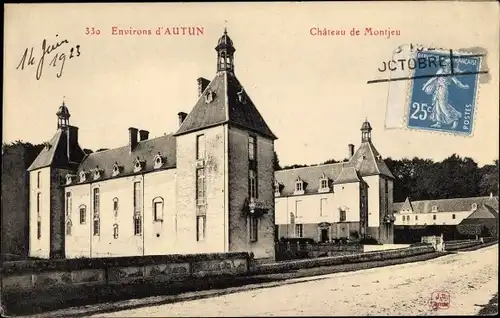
<box><xmin>274</xmin><ymin>121</ymin><xmax>396</xmax><ymax>244</ymax></box>
<box><xmin>27</xmin><ymin>30</ymin><xmax>277</xmax><ymax>260</ymax></box>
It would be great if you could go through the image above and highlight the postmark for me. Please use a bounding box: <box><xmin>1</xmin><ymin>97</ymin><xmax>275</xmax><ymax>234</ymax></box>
<box><xmin>429</xmin><ymin>290</ymin><xmax>450</xmax><ymax>310</ymax></box>
<box><xmin>406</xmin><ymin>50</ymin><xmax>480</xmax><ymax>135</ymax></box>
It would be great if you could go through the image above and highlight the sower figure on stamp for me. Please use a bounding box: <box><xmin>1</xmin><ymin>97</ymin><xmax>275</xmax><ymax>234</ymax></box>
<box><xmin>422</xmin><ymin>58</ymin><xmax>469</xmax><ymax>129</ymax></box>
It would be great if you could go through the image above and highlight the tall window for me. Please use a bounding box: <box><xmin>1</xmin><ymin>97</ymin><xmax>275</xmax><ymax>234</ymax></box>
<box><xmin>66</xmin><ymin>192</ymin><xmax>72</xmax><ymax>217</ymax></box>
<box><xmin>113</xmin><ymin>224</ymin><xmax>119</xmax><ymax>239</ymax></box>
<box><xmin>248</xmin><ymin>135</ymin><xmax>256</xmax><ymax>160</ymax></box>
<box><xmin>433</xmin><ymin>215</ymin><xmax>437</xmax><ymax>220</ymax></box>
<box><xmin>133</xmin><ymin>182</ymin><xmax>142</xmax><ymax>235</ymax></box>
<box><xmin>93</xmin><ymin>217</ymin><xmax>100</xmax><ymax>236</ymax></box>
<box><xmin>37</xmin><ymin>220</ymin><xmax>41</xmax><ymax>239</ymax></box>
<box><xmin>452</xmin><ymin>214</ymin><xmax>456</xmax><ymax>219</ymax></box>
<box><xmin>196</xmin><ymin>134</ymin><xmax>206</xmax><ymax>160</ymax></box>
<box><xmin>415</xmin><ymin>215</ymin><xmax>418</xmax><ymax>221</ymax></box>
<box><xmin>197</xmin><ymin>215</ymin><xmax>206</xmax><ymax>241</ymax></box>
<box><xmin>113</xmin><ymin>197</ymin><xmax>119</xmax><ymax>217</ymax></box>
<box><xmin>196</xmin><ymin>168</ymin><xmax>206</xmax><ymax>205</ymax></box>
<box><xmin>320</xmin><ymin>179</ymin><xmax>328</xmax><ymax>189</ymax></box>
<box><xmin>133</xmin><ymin>182</ymin><xmax>141</xmax><ymax>213</ymax></box>
<box><xmin>295</xmin><ymin>224</ymin><xmax>303</xmax><ymax>238</ymax></box>
<box><xmin>66</xmin><ymin>220</ymin><xmax>72</xmax><ymax>236</ymax></box>
<box><xmin>340</xmin><ymin>209</ymin><xmax>347</xmax><ymax>222</ymax></box>
<box><xmin>36</xmin><ymin>192</ymin><xmax>41</xmax><ymax>216</ymax></box>
<box><xmin>249</xmin><ymin>170</ymin><xmax>257</xmax><ymax>199</ymax></box>
<box><xmin>320</xmin><ymin>198</ymin><xmax>327</xmax><ymax>216</ymax></box>
<box><xmin>37</xmin><ymin>171</ymin><xmax>41</xmax><ymax>188</ymax></box>
<box><xmin>295</xmin><ymin>200</ymin><xmax>302</xmax><ymax>218</ymax></box>
<box><xmin>93</xmin><ymin>188</ymin><xmax>100</xmax><ymax>214</ymax></box>
<box><xmin>153</xmin><ymin>197</ymin><xmax>164</xmax><ymax>222</ymax></box>
<box><xmin>250</xmin><ymin>216</ymin><xmax>258</xmax><ymax>242</ymax></box>
<box><xmin>134</xmin><ymin>215</ymin><xmax>142</xmax><ymax>235</ymax></box>
<box><xmin>93</xmin><ymin>188</ymin><xmax>100</xmax><ymax>236</ymax></box>
<box><xmin>79</xmin><ymin>205</ymin><xmax>87</xmax><ymax>224</ymax></box>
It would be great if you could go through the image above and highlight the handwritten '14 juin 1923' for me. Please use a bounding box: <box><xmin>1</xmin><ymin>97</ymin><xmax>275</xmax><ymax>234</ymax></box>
<box><xmin>16</xmin><ymin>34</ymin><xmax>81</xmax><ymax>80</ymax></box>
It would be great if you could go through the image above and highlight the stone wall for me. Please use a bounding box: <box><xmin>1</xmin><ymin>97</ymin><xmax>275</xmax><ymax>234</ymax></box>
<box><xmin>1</xmin><ymin>252</ymin><xmax>252</xmax><ymax>313</ymax></box>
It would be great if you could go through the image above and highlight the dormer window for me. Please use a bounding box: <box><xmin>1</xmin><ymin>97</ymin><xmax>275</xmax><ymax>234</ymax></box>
<box><xmin>153</xmin><ymin>153</ymin><xmax>164</xmax><ymax>169</ymax></box>
<box><xmin>205</xmin><ymin>90</ymin><xmax>215</xmax><ymax>103</ymax></box>
<box><xmin>294</xmin><ymin>177</ymin><xmax>305</xmax><ymax>195</ymax></box>
<box><xmin>112</xmin><ymin>162</ymin><xmax>123</xmax><ymax>177</ymax></box>
<box><xmin>318</xmin><ymin>174</ymin><xmax>329</xmax><ymax>193</ymax></box>
<box><xmin>237</xmin><ymin>89</ymin><xmax>247</xmax><ymax>104</ymax></box>
<box><xmin>431</xmin><ymin>205</ymin><xmax>438</xmax><ymax>212</ymax></box>
<box><xmin>92</xmin><ymin>167</ymin><xmax>103</xmax><ymax>180</ymax></box>
<box><xmin>274</xmin><ymin>180</ymin><xmax>281</xmax><ymax>196</ymax></box>
<box><xmin>134</xmin><ymin>157</ymin><xmax>145</xmax><ymax>173</ymax></box>
<box><xmin>79</xmin><ymin>171</ymin><xmax>87</xmax><ymax>183</ymax></box>
<box><xmin>471</xmin><ymin>203</ymin><xmax>478</xmax><ymax>210</ymax></box>
<box><xmin>66</xmin><ymin>174</ymin><xmax>75</xmax><ymax>185</ymax></box>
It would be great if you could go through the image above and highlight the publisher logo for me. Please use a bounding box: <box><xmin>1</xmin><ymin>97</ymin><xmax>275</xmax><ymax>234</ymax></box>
<box><xmin>429</xmin><ymin>291</ymin><xmax>450</xmax><ymax>310</ymax></box>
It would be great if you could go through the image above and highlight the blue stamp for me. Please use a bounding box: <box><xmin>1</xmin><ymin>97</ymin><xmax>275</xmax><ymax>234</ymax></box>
<box><xmin>407</xmin><ymin>51</ymin><xmax>480</xmax><ymax>135</ymax></box>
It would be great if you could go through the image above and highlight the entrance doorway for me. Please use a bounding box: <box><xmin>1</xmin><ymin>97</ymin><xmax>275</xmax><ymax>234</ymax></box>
<box><xmin>321</xmin><ymin>229</ymin><xmax>329</xmax><ymax>243</ymax></box>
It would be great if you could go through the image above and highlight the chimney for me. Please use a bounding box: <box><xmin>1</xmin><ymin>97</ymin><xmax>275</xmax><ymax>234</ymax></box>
<box><xmin>490</xmin><ymin>192</ymin><xmax>494</xmax><ymax>199</ymax></box>
<box><xmin>139</xmin><ymin>130</ymin><xmax>149</xmax><ymax>141</ymax></box>
<box><xmin>129</xmin><ymin>127</ymin><xmax>138</xmax><ymax>152</ymax></box>
<box><xmin>66</xmin><ymin>125</ymin><xmax>79</xmax><ymax>161</ymax></box>
<box><xmin>348</xmin><ymin>144</ymin><xmax>355</xmax><ymax>159</ymax></box>
<box><xmin>197</xmin><ymin>77</ymin><xmax>210</xmax><ymax>97</ymax></box>
<box><xmin>177</xmin><ymin>112</ymin><xmax>188</xmax><ymax>127</ymax></box>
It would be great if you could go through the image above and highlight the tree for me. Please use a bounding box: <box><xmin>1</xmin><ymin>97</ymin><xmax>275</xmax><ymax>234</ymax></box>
<box><xmin>273</xmin><ymin>151</ymin><xmax>282</xmax><ymax>171</ymax></box>
<box><xmin>479</xmin><ymin>159</ymin><xmax>499</xmax><ymax>196</ymax></box>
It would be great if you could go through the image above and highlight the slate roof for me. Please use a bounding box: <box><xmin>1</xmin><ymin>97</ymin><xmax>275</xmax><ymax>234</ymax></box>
<box><xmin>28</xmin><ymin>127</ymin><xmax>85</xmax><ymax>171</ymax></box>
<box><xmin>334</xmin><ymin>167</ymin><xmax>361</xmax><ymax>184</ymax></box>
<box><xmin>461</xmin><ymin>204</ymin><xmax>499</xmax><ymax>221</ymax></box>
<box><xmin>349</xmin><ymin>141</ymin><xmax>394</xmax><ymax>179</ymax></box>
<box><xmin>393</xmin><ymin>196</ymin><xmax>499</xmax><ymax>214</ymax></box>
<box><xmin>174</xmin><ymin>71</ymin><xmax>277</xmax><ymax>140</ymax></box>
<box><xmin>75</xmin><ymin>134</ymin><xmax>176</xmax><ymax>184</ymax></box>
<box><xmin>274</xmin><ymin>138</ymin><xmax>394</xmax><ymax>196</ymax></box>
<box><xmin>28</xmin><ymin>130</ymin><xmax>63</xmax><ymax>171</ymax></box>
<box><xmin>275</xmin><ymin>163</ymin><xmax>346</xmax><ymax>196</ymax></box>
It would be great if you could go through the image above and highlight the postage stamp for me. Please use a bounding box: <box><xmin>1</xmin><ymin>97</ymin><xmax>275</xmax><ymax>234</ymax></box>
<box><xmin>429</xmin><ymin>291</ymin><xmax>451</xmax><ymax>310</ymax></box>
<box><xmin>406</xmin><ymin>50</ymin><xmax>481</xmax><ymax>135</ymax></box>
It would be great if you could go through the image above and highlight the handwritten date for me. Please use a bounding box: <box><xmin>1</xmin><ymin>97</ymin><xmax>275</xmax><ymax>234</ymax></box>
<box><xmin>16</xmin><ymin>34</ymin><xmax>81</xmax><ymax>80</ymax></box>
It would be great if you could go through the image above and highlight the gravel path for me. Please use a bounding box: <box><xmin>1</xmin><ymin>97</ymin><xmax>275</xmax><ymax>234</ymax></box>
<box><xmin>94</xmin><ymin>244</ymin><xmax>498</xmax><ymax>317</ymax></box>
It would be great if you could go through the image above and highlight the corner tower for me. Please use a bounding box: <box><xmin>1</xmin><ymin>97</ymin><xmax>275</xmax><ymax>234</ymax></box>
<box><xmin>174</xmin><ymin>30</ymin><xmax>277</xmax><ymax>260</ymax></box>
<box><xmin>349</xmin><ymin>119</ymin><xmax>395</xmax><ymax>244</ymax></box>
<box><xmin>27</xmin><ymin>101</ymin><xmax>85</xmax><ymax>259</ymax></box>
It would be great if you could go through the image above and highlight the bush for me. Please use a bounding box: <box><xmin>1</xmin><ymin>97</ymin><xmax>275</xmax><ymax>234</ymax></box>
<box><xmin>359</xmin><ymin>237</ymin><xmax>380</xmax><ymax>245</ymax></box>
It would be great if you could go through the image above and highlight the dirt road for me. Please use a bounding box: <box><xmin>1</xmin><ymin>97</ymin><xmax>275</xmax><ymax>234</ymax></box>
<box><xmin>93</xmin><ymin>244</ymin><xmax>498</xmax><ymax>316</ymax></box>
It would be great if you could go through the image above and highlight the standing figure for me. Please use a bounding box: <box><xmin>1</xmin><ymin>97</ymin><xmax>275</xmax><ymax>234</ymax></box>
<box><xmin>422</xmin><ymin>58</ymin><xmax>469</xmax><ymax>129</ymax></box>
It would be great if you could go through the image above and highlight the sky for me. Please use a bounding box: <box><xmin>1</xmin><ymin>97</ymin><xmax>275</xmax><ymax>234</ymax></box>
<box><xmin>3</xmin><ymin>2</ymin><xmax>499</xmax><ymax>167</ymax></box>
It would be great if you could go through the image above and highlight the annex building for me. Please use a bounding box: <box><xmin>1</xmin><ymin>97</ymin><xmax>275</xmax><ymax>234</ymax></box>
<box><xmin>27</xmin><ymin>30</ymin><xmax>277</xmax><ymax>260</ymax></box>
<box><xmin>274</xmin><ymin>121</ymin><xmax>396</xmax><ymax>244</ymax></box>
<box><xmin>393</xmin><ymin>195</ymin><xmax>499</xmax><ymax>242</ymax></box>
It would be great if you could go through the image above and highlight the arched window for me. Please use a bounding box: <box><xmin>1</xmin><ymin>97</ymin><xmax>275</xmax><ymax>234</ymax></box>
<box><xmin>153</xmin><ymin>197</ymin><xmax>164</xmax><ymax>222</ymax></box>
<box><xmin>79</xmin><ymin>205</ymin><xmax>87</xmax><ymax>224</ymax></box>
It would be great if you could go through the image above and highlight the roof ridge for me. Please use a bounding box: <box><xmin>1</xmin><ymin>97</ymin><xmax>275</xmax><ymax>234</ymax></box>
<box><xmin>276</xmin><ymin>162</ymin><xmax>345</xmax><ymax>172</ymax></box>
<box><xmin>366</xmin><ymin>141</ymin><xmax>381</xmax><ymax>174</ymax></box>
<box><xmin>401</xmin><ymin>196</ymin><xmax>495</xmax><ymax>204</ymax></box>
<box><xmin>47</xmin><ymin>130</ymin><xmax>62</xmax><ymax>166</ymax></box>
<box><xmin>86</xmin><ymin>134</ymin><xmax>174</xmax><ymax>157</ymax></box>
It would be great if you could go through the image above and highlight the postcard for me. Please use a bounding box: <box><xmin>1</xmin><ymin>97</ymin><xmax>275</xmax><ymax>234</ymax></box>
<box><xmin>2</xmin><ymin>2</ymin><xmax>499</xmax><ymax>317</ymax></box>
